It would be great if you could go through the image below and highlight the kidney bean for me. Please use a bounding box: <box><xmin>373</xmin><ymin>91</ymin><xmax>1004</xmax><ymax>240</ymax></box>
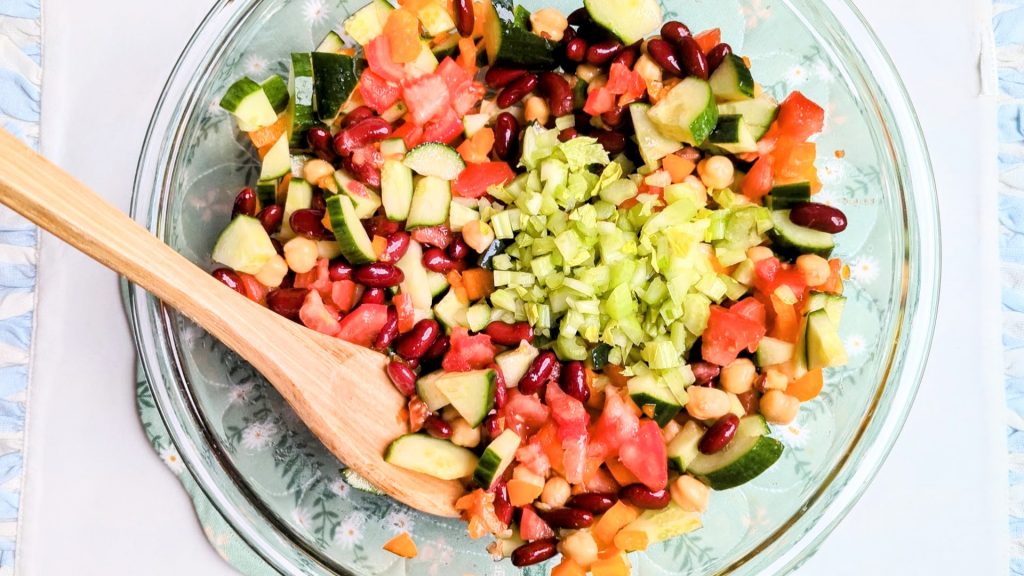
<box><xmin>593</xmin><ymin>129</ymin><xmax>626</xmax><ymax>155</ymax></box>
<box><xmin>386</xmin><ymin>360</ymin><xmax>417</xmax><ymax>396</ymax></box>
<box><xmin>484</xmin><ymin>321</ymin><xmax>534</xmax><ymax>346</ymax></box>
<box><xmin>359</xmin><ymin>287</ymin><xmax>386</xmax><ymax>305</ymax></box>
<box><xmin>373</xmin><ymin>307</ymin><xmax>399</xmax><ymax>351</ymax></box>
<box><xmin>492</xmin><ymin>366</ymin><xmax>509</xmax><ymax>409</ymax></box>
<box><xmin>380</xmin><ymin>232</ymin><xmax>411</xmax><ymax>264</ymax></box>
<box><xmin>790</xmin><ymin>203</ymin><xmax>848</xmax><ymax>233</ymax></box>
<box><xmin>364</xmin><ymin>215</ymin><xmax>402</xmax><ymax>238</ymax></box>
<box><xmin>538</xmin><ymin>72</ymin><xmax>574</xmax><ymax>117</ymax></box>
<box><xmin>333</xmin><ymin>117</ymin><xmax>392</xmax><ymax>156</ymax></box>
<box><xmin>737</xmin><ymin>390</ymin><xmax>759</xmax><ymax>415</ymax></box>
<box><xmin>339</xmin><ymin>105</ymin><xmax>376</xmax><ymax>129</ymax></box>
<box><xmin>328</xmin><ymin>260</ymin><xmax>353</xmax><ymax>281</ymax></box>
<box><xmin>691</xmin><ymin>361</ymin><xmax>721</xmax><ymax>387</ymax></box>
<box><xmin>483</xmin><ymin>412</ymin><xmax>504</xmax><ymax>441</ymax></box>
<box><xmin>423</xmin><ymin>415</ymin><xmax>453</xmax><ymax>439</ymax></box>
<box><xmin>267</xmin><ymin>288</ymin><xmax>308</xmax><ymax>320</ymax></box>
<box><xmin>540</xmin><ymin>507</ymin><xmax>594</xmax><ymax>529</ymax></box>
<box><xmin>485</xmin><ymin>67</ymin><xmax>528</xmax><ymax>89</ymax></box>
<box><xmin>612</xmin><ymin>44</ymin><xmax>640</xmax><ymax>69</ymax></box>
<box><xmin>344</xmin><ymin>152</ymin><xmax>383</xmax><ymax>188</ymax></box>
<box><xmin>422</xmin><ymin>247</ymin><xmax>456</xmax><ymax>273</ymax></box>
<box><xmin>491</xmin><ymin>479</ymin><xmax>513</xmax><ymax>526</ymax></box>
<box><xmin>257</xmin><ymin>205</ymin><xmax>283</xmax><ymax>234</ymax></box>
<box><xmin>307</xmin><ymin>126</ymin><xmax>333</xmax><ymax>153</ymax></box>
<box><xmin>497</xmin><ymin>73</ymin><xmax>539</xmax><ymax>108</ymax></box>
<box><xmin>601</xmin><ymin>106</ymin><xmax>628</xmax><ymax>129</ymax></box>
<box><xmin>422</xmin><ymin>334</ymin><xmax>450</xmax><ymax>360</ymax></box>
<box><xmin>565</xmin><ymin>37</ymin><xmax>588</xmax><ymax>62</ymax></box>
<box><xmin>289</xmin><ymin>209</ymin><xmax>328</xmax><ymax>239</ymax></box>
<box><xmin>677</xmin><ymin>36</ymin><xmax>709</xmax><ymax>80</ymax></box>
<box><xmin>519</xmin><ymin>351</ymin><xmax>558</xmax><ymax>395</ymax></box>
<box><xmin>707</xmin><ymin>43</ymin><xmax>733</xmax><ymax>73</ymax></box>
<box><xmin>404</xmin><ymin>357</ymin><xmax>420</xmax><ymax>369</ymax></box>
<box><xmin>454</xmin><ymin>0</ymin><xmax>475</xmax><ymax>37</ymax></box>
<box><xmin>562</xmin><ymin>25</ymin><xmax>577</xmax><ymax>45</ymax></box>
<box><xmin>395</xmin><ymin>319</ymin><xmax>441</xmax><ymax>360</ymax></box>
<box><xmin>647</xmin><ymin>38</ymin><xmax>685</xmax><ymax>77</ymax></box>
<box><xmin>558</xmin><ymin>127</ymin><xmax>579</xmax><ymax>142</ymax></box>
<box><xmin>566</xmin><ymin>493</ymin><xmax>617</xmax><ymax>514</ymax></box>
<box><xmin>567</xmin><ymin>6</ymin><xmax>590</xmax><ymax>25</ymax></box>
<box><xmin>448</xmin><ymin>235</ymin><xmax>470</xmax><ymax>260</ymax></box>
<box><xmin>212</xmin><ymin>268</ymin><xmax>245</xmax><ymax>294</ymax></box>
<box><xmin>619</xmin><ymin>484</ymin><xmax>671</xmax><ymax>509</ymax></box>
<box><xmin>561</xmin><ymin>361</ymin><xmax>590</xmax><ymax>403</ymax></box>
<box><xmin>311</xmin><ymin>191</ymin><xmax>327</xmax><ymax>213</ymax></box>
<box><xmin>660</xmin><ymin>20</ymin><xmax>692</xmax><ymax>46</ymax></box>
<box><xmin>700</xmin><ymin>413</ymin><xmax>740</xmax><ymax>455</ymax></box>
<box><xmin>494</xmin><ymin>113</ymin><xmax>520</xmax><ymax>162</ymax></box>
<box><xmin>511</xmin><ymin>539</ymin><xmax>559</xmax><ymax>567</ymax></box>
<box><xmin>232</xmin><ymin>187</ymin><xmax>258</xmax><ymax>218</ymax></box>
<box><xmin>271</xmin><ymin>238</ymin><xmax>285</xmax><ymax>256</ymax></box>
<box><xmin>586</xmin><ymin>40</ymin><xmax>624</xmax><ymax>65</ymax></box>
<box><xmin>353</xmin><ymin>263</ymin><xmax>405</xmax><ymax>288</ymax></box>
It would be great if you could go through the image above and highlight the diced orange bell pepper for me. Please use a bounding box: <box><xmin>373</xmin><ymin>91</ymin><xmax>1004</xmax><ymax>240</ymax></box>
<box><xmin>604</xmin><ymin>365</ymin><xmax>630</xmax><ymax>388</ymax></box>
<box><xmin>552</xmin><ymin>557</ymin><xmax>587</xmax><ymax>576</ymax></box>
<box><xmin>447</xmin><ymin>270</ymin><xmax>469</xmax><ymax>304</ymax></box>
<box><xmin>604</xmin><ymin>457</ymin><xmax>640</xmax><ymax>489</ymax></box>
<box><xmin>694</xmin><ymin>28</ymin><xmax>721</xmax><ymax>54</ymax></box>
<box><xmin>249</xmin><ymin>115</ymin><xmax>288</xmax><ymax>149</ymax></box>
<box><xmin>613</xmin><ymin>529</ymin><xmax>649</xmax><ymax>552</ymax></box>
<box><xmin>787</xmin><ymin>368</ymin><xmax>824</xmax><ymax>401</ymax></box>
<box><xmin>457</xmin><ymin>37</ymin><xmax>479</xmax><ymax>72</ymax></box>
<box><xmin>457</xmin><ymin>127</ymin><xmax>495</xmax><ymax>164</ymax></box>
<box><xmin>461</xmin><ymin>268</ymin><xmax>495</xmax><ymax>301</ymax></box>
<box><xmin>768</xmin><ymin>294</ymin><xmax>800</xmax><ymax>343</ymax></box>
<box><xmin>372</xmin><ymin>235</ymin><xmax>388</xmax><ymax>259</ymax></box>
<box><xmin>383</xmin><ymin>532</ymin><xmax>418</xmax><ymax>558</ymax></box>
<box><xmin>592</xmin><ymin>501</ymin><xmax>639</xmax><ymax>545</ymax></box>
<box><xmin>507</xmin><ymin>478</ymin><xmax>544</xmax><ymax>506</ymax></box>
<box><xmin>591</xmin><ymin>551</ymin><xmax>631</xmax><ymax>576</ymax></box>
<box><xmin>384</xmin><ymin>8</ymin><xmax>422</xmax><ymax>63</ymax></box>
<box><xmin>662</xmin><ymin>153</ymin><xmax>696</xmax><ymax>183</ymax></box>
<box><xmin>819</xmin><ymin>258</ymin><xmax>844</xmax><ymax>295</ymax></box>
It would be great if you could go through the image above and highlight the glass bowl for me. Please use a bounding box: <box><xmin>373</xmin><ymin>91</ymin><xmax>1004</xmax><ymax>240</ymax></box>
<box><xmin>129</xmin><ymin>0</ymin><xmax>939</xmax><ymax>574</ymax></box>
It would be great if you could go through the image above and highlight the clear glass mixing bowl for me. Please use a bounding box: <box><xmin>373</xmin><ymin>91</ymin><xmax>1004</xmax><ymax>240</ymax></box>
<box><xmin>129</xmin><ymin>0</ymin><xmax>940</xmax><ymax>573</ymax></box>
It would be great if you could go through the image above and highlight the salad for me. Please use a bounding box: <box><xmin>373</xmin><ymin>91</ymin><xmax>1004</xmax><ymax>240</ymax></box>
<box><xmin>212</xmin><ymin>0</ymin><xmax>850</xmax><ymax>571</ymax></box>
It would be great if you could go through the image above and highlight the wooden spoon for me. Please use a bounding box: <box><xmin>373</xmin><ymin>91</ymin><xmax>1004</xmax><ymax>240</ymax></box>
<box><xmin>0</xmin><ymin>129</ymin><xmax>462</xmax><ymax>517</ymax></box>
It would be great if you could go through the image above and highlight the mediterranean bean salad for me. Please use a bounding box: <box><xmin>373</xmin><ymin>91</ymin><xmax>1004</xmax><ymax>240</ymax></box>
<box><xmin>213</xmin><ymin>0</ymin><xmax>849</xmax><ymax>571</ymax></box>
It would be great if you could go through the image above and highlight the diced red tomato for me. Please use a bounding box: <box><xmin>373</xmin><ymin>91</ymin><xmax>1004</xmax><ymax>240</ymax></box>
<box><xmin>742</xmin><ymin>155</ymin><xmax>774</xmax><ymax>200</ymax></box>
<box><xmin>237</xmin><ymin>273</ymin><xmax>270</xmax><ymax>304</ymax></box>
<box><xmin>519</xmin><ymin>506</ymin><xmax>555</xmax><ymax>541</ymax></box>
<box><xmin>453</xmin><ymin>161</ymin><xmax>516</xmax><ymax>198</ymax></box>
<box><xmin>753</xmin><ymin>257</ymin><xmax>808</xmax><ymax>301</ymax></box>
<box><xmin>411</xmin><ymin>225</ymin><xmax>451</xmax><ymax>249</ymax></box>
<box><xmin>454</xmin><ymin>489</ymin><xmax>505</xmax><ymax>539</ymax></box>
<box><xmin>583</xmin><ymin>86</ymin><xmax>616</xmax><ymax>116</ymax></box>
<box><xmin>562</xmin><ymin>436</ymin><xmax>588</xmax><ymax>485</ymax></box>
<box><xmin>402</xmin><ymin>72</ymin><xmax>450</xmax><ymax>125</ymax></box>
<box><xmin>545</xmin><ymin>382</ymin><xmax>590</xmax><ymax>483</ymax></box>
<box><xmin>588</xmin><ymin>390</ymin><xmax>640</xmax><ymax>460</ymax></box>
<box><xmin>366</xmin><ymin>36</ymin><xmax>406</xmax><ymax>83</ymax></box>
<box><xmin>335</xmin><ymin>303</ymin><xmax>389</xmax><ymax>347</ymax></box>
<box><xmin>393</xmin><ymin>121</ymin><xmax>425</xmax><ymax>149</ymax></box>
<box><xmin>299</xmin><ymin>290</ymin><xmax>341</xmax><ymax>336</ymax></box>
<box><xmin>434</xmin><ymin>57</ymin><xmax>486</xmax><ymax>115</ymax></box>
<box><xmin>502</xmin><ymin>391</ymin><xmax>551</xmax><ymax>437</ymax></box>
<box><xmin>421</xmin><ymin>105</ymin><xmax>463</xmax><ymax>144</ymax></box>
<box><xmin>330</xmin><ymin>280</ymin><xmax>359</xmax><ymax>312</ymax></box>
<box><xmin>582</xmin><ymin>464</ymin><xmax>620</xmax><ymax>494</ymax></box>
<box><xmin>359</xmin><ymin>69</ymin><xmax>401</xmax><ymax>114</ymax></box>
<box><xmin>442</xmin><ymin>327</ymin><xmax>497</xmax><ymax>372</ymax></box>
<box><xmin>701</xmin><ymin>305</ymin><xmax>767</xmax><ymax>366</ymax></box>
<box><xmin>605</xmin><ymin>62</ymin><xmax>645</xmax><ymax>104</ymax></box>
<box><xmin>775</xmin><ymin>91</ymin><xmax>825</xmax><ymax>143</ymax></box>
<box><xmin>294</xmin><ymin>258</ymin><xmax>331</xmax><ymax>297</ymax></box>
<box><xmin>453</xmin><ymin>82</ymin><xmax>486</xmax><ymax>116</ymax></box>
<box><xmin>731</xmin><ymin>297</ymin><xmax>767</xmax><ymax>326</ymax></box>
<box><xmin>393</xmin><ymin>293</ymin><xmax>415</xmax><ymax>333</ymax></box>
<box><xmin>515</xmin><ymin>441</ymin><xmax>552</xmax><ymax>478</ymax></box>
<box><xmin>617</xmin><ymin>419</ymin><xmax>668</xmax><ymax>491</ymax></box>
<box><xmin>694</xmin><ymin>28</ymin><xmax>721</xmax><ymax>54</ymax></box>
<box><xmin>533</xmin><ymin>420</ymin><xmax>566</xmax><ymax>475</ymax></box>
<box><xmin>772</xmin><ymin>140</ymin><xmax>820</xmax><ymax>190</ymax></box>
<box><xmin>436</xmin><ymin>57</ymin><xmax>472</xmax><ymax>94</ymax></box>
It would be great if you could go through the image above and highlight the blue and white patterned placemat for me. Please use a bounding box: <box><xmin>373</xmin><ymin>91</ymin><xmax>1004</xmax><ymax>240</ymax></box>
<box><xmin>0</xmin><ymin>0</ymin><xmax>40</xmax><ymax>572</ymax></box>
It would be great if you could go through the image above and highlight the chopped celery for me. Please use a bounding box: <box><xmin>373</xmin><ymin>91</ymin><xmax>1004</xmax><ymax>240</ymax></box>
<box><xmin>643</xmin><ymin>339</ymin><xmax>681</xmax><ymax>369</ymax></box>
<box><xmin>554</xmin><ymin>335</ymin><xmax>589</xmax><ymax>360</ymax></box>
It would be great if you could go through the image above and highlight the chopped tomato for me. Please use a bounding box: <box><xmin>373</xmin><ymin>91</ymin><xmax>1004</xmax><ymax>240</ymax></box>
<box><xmin>421</xmin><ymin>105</ymin><xmax>463</xmax><ymax>144</ymax></box>
<box><xmin>366</xmin><ymin>36</ymin><xmax>406</xmax><ymax>83</ymax></box>
<box><xmin>408</xmin><ymin>396</ymin><xmax>429</xmax><ymax>432</ymax></box>
<box><xmin>393</xmin><ymin>120</ymin><xmax>425</xmax><ymax>149</ymax></box>
<box><xmin>299</xmin><ymin>290</ymin><xmax>341</xmax><ymax>336</ymax></box>
<box><xmin>588</xmin><ymin>390</ymin><xmax>640</xmax><ymax>460</ymax></box>
<box><xmin>605</xmin><ymin>62</ymin><xmax>645</xmax><ymax>105</ymax></box>
<box><xmin>701</xmin><ymin>305</ymin><xmax>767</xmax><ymax>366</ymax></box>
<box><xmin>411</xmin><ymin>225</ymin><xmax>451</xmax><ymax>249</ymax></box>
<box><xmin>546</xmin><ymin>382</ymin><xmax>590</xmax><ymax>483</ymax></box>
<box><xmin>359</xmin><ymin>69</ymin><xmax>401</xmax><ymax>114</ymax></box>
<box><xmin>455</xmin><ymin>489</ymin><xmax>505</xmax><ymax>539</ymax></box>
<box><xmin>775</xmin><ymin>91</ymin><xmax>825</xmax><ymax>142</ymax></box>
<box><xmin>393</xmin><ymin>293</ymin><xmax>415</xmax><ymax>333</ymax></box>
<box><xmin>772</xmin><ymin>140</ymin><xmax>819</xmax><ymax>189</ymax></box>
<box><xmin>330</xmin><ymin>280</ymin><xmax>359</xmax><ymax>312</ymax></box>
<box><xmin>335</xmin><ymin>303</ymin><xmax>389</xmax><ymax>347</ymax></box>
<box><xmin>582</xmin><ymin>464</ymin><xmax>620</xmax><ymax>494</ymax></box>
<box><xmin>502</xmin><ymin>391</ymin><xmax>551</xmax><ymax>437</ymax></box>
<box><xmin>453</xmin><ymin>161</ymin><xmax>516</xmax><ymax>198</ymax></box>
<box><xmin>583</xmin><ymin>86</ymin><xmax>616</xmax><ymax>116</ymax></box>
<box><xmin>515</xmin><ymin>441</ymin><xmax>552</xmax><ymax>478</ymax></box>
<box><xmin>436</xmin><ymin>57</ymin><xmax>472</xmax><ymax>93</ymax></box>
<box><xmin>533</xmin><ymin>420</ymin><xmax>566</xmax><ymax>476</ymax></box>
<box><xmin>819</xmin><ymin>258</ymin><xmax>844</xmax><ymax>294</ymax></box>
<box><xmin>519</xmin><ymin>506</ymin><xmax>555</xmax><ymax>541</ymax></box>
<box><xmin>731</xmin><ymin>297</ymin><xmax>767</xmax><ymax>326</ymax></box>
<box><xmin>442</xmin><ymin>327</ymin><xmax>497</xmax><ymax>372</ymax></box>
<box><xmin>294</xmin><ymin>258</ymin><xmax>331</xmax><ymax>297</ymax></box>
<box><xmin>237</xmin><ymin>273</ymin><xmax>270</xmax><ymax>304</ymax></box>
<box><xmin>753</xmin><ymin>257</ymin><xmax>808</xmax><ymax>301</ymax></box>
<box><xmin>694</xmin><ymin>28</ymin><xmax>721</xmax><ymax>54</ymax></box>
<box><xmin>742</xmin><ymin>155</ymin><xmax>774</xmax><ymax>200</ymax></box>
<box><xmin>402</xmin><ymin>72</ymin><xmax>450</xmax><ymax>125</ymax></box>
<box><xmin>457</xmin><ymin>127</ymin><xmax>495</xmax><ymax>164</ymax></box>
<box><xmin>384</xmin><ymin>8</ymin><xmax>422</xmax><ymax>63</ymax></box>
<box><xmin>617</xmin><ymin>419</ymin><xmax>668</xmax><ymax>491</ymax></box>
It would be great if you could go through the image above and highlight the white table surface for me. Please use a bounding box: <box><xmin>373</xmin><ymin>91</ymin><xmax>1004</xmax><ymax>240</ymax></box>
<box><xmin>14</xmin><ymin>0</ymin><xmax>1008</xmax><ymax>574</ymax></box>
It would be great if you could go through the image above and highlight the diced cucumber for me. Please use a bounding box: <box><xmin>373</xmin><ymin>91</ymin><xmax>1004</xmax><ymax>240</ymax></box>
<box><xmin>667</xmin><ymin>420</ymin><xmax>705</xmax><ymax>472</ymax></box>
<box><xmin>259</xmin><ymin>134</ymin><xmax>292</xmax><ymax>182</ymax></box>
<box><xmin>417</xmin><ymin>2</ymin><xmax>455</xmax><ymax>36</ymax></box>
<box><xmin>426</xmin><ymin>271</ymin><xmax>450</xmax><ymax>298</ymax></box>
<box><xmin>449</xmin><ymin>201</ymin><xmax>480</xmax><ymax>232</ymax></box>
<box><xmin>311</xmin><ymin>52</ymin><xmax>359</xmax><ymax>122</ymax></box>
<box><xmin>765</xmin><ymin>182</ymin><xmax>811</xmax><ymax>210</ymax></box>
<box><xmin>384</xmin><ymin>434</ymin><xmax>478</xmax><ymax>480</ymax></box>
<box><xmin>769</xmin><ymin>210</ymin><xmax>835</xmax><ymax>258</ymax></box>
<box><xmin>790</xmin><ymin>315</ymin><xmax>809</xmax><ymax>379</ymax></box>
<box><xmin>316</xmin><ymin>30</ymin><xmax>346</xmax><ymax>53</ymax></box>
<box><xmin>648</xmin><ymin>78</ymin><xmax>718</xmax><ymax>146</ymax></box>
<box><xmin>325</xmin><ymin>194</ymin><xmax>377</xmax><ymax>265</ymax></box>
<box><xmin>415</xmin><ymin>371</ymin><xmax>450</xmax><ymax>411</ymax></box>
<box><xmin>805</xmin><ymin>309</ymin><xmax>847</xmax><ymax>369</ymax></box>
<box><xmin>512</xmin><ymin>4</ymin><xmax>531</xmax><ymax>28</ymax></box>
<box><xmin>261</xmin><ymin>75</ymin><xmax>289</xmax><ymax>114</ymax></box>
<box><xmin>334</xmin><ymin>169</ymin><xmax>383</xmax><ymax>219</ymax></box>
<box><xmin>406</xmin><ymin>41</ymin><xmax>440</xmax><ymax>77</ymax></box>
<box><xmin>708</xmin><ymin>114</ymin><xmax>758</xmax><ymax>154</ymax></box>
<box><xmin>467</xmin><ymin>303</ymin><xmax>492</xmax><ymax>332</ymax></box>
<box><xmin>431</xmin><ymin>34</ymin><xmax>461</xmax><ymax>59</ymax></box>
<box><xmin>473</xmin><ymin>429</ymin><xmax>521</xmax><ymax>488</ymax></box>
<box><xmin>806</xmin><ymin>292</ymin><xmax>846</xmax><ymax>326</ymax></box>
<box><xmin>318</xmin><ymin>240</ymin><xmax>343</xmax><ymax>260</ymax></box>
<box><xmin>709</xmin><ymin>54</ymin><xmax>755</xmax><ymax>102</ymax></box>
<box><xmin>211</xmin><ymin>215</ymin><xmax>278</xmax><ymax>274</ymax></box>
<box><xmin>627</xmin><ymin>373</ymin><xmax>682</xmax><ymax>426</ymax></box>
<box><xmin>380</xmin><ymin>138</ymin><xmax>407</xmax><ymax>158</ymax></box>
<box><xmin>220</xmin><ymin>77</ymin><xmax>278</xmax><ymax>131</ymax></box>
<box><xmin>495</xmin><ymin>341</ymin><xmax>539</xmax><ymax>388</ymax></box>
<box><xmin>434</xmin><ymin>369</ymin><xmax>497</xmax><ymax>427</ymax></box>
<box><xmin>755</xmin><ymin>336</ymin><xmax>795</xmax><ymax>367</ymax></box>
<box><xmin>623</xmin><ymin>502</ymin><xmax>702</xmax><ymax>544</ymax></box>
<box><xmin>343</xmin><ymin>0</ymin><xmax>394</xmax><ymax>46</ymax></box>
<box><xmin>256</xmin><ymin>179</ymin><xmax>278</xmax><ymax>208</ymax></box>
<box><xmin>483</xmin><ymin>3</ymin><xmax>558</xmax><ymax>68</ymax></box>
<box><xmin>718</xmin><ymin>94</ymin><xmax>778</xmax><ymax>141</ymax></box>
<box><xmin>279</xmin><ymin>178</ymin><xmax>313</xmax><ymax>241</ymax></box>
<box><xmin>396</xmin><ymin>240</ymin><xmax>432</xmax><ymax>309</ymax></box>
<box><xmin>463</xmin><ymin>113</ymin><xmax>489</xmax><ymax>138</ymax></box>
<box><xmin>584</xmin><ymin>0</ymin><xmax>662</xmax><ymax>45</ymax></box>
<box><xmin>403</xmin><ymin>143</ymin><xmax>465</xmax><ymax>181</ymax></box>
<box><xmin>407</xmin><ymin>176</ymin><xmax>452</xmax><ymax>229</ymax></box>
<box><xmin>630</xmin><ymin>103</ymin><xmax>683</xmax><ymax>166</ymax></box>
<box><xmin>688</xmin><ymin>415</ymin><xmax>783</xmax><ymax>490</ymax></box>
<box><xmin>434</xmin><ymin>288</ymin><xmax>469</xmax><ymax>330</ymax></box>
<box><xmin>288</xmin><ymin>53</ymin><xmax>316</xmax><ymax>147</ymax></box>
<box><xmin>381</xmin><ymin>160</ymin><xmax>414</xmax><ymax>221</ymax></box>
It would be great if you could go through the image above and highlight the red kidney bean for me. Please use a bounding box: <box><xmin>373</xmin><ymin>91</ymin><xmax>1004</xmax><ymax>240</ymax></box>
<box><xmin>484</xmin><ymin>321</ymin><xmax>534</xmax><ymax>346</ymax></box>
<box><xmin>333</xmin><ymin>117</ymin><xmax>392</xmax><ymax>156</ymax></box>
<box><xmin>395</xmin><ymin>319</ymin><xmax>441</xmax><ymax>360</ymax></box>
<box><xmin>485</xmin><ymin>67</ymin><xmax>528</xmax><ymax>89</ymax></box>
<box><xmin>647</xmin><ymin>38</ymin><xmax>684</xmax><ymax>77</ymax></box>
<box><xmin>271</xmin><ymin>238</ymin><xmax>285</xmax><ymax>256</ymax></box>
<box><xmin>561</xmin><ymin>361</ymin><xmax>590</xmax><ymax>403</ymax></box>
<box><xmin>422</xmin><ymin>333</ymin><xmax>450</xmax><ymax>360</ymax></box>
<box><xmin>494</xmin><ymin>112</ymin><xmax>520</xmax><ymax>161</ymax></box>
<box><xmin>339</xmin><ymin>105</ymin><xmax>375</xmax><ymax>129</ymax></box>
<box><xmin>307</xmin><ymin>126</ymin><xmax>333</xmax><ymax>153</ymax></box>
<box><xmin>328</xmin><ymin>260</ymin><xmax>353</xmax><ymax>281</ymax></box>
<box><xmin>540</xmin><ymin>507</ymin><xmax>594</xmax><ymax>529</ymax></box>
<box><xmin>311</xmin><ymin>191</ymin><xmax>327</xmax><ymax>213</ymax></box>
<box><xmin>257</xmin><ymin>205</ymin><xmax>283</xmax><ymax>234</ymax></box>
<box><xmin>232</xmin><ymin>187</ymin><xmax>258</xmax><ymax>218</ymax></box>
<box><xmin>586</xmin><ymin>40</ymin><xmax>624</xmax><ymax>65</ymax></box>
<box><xmin>353</xmin><ymin>263</ymin><xmax>405</xmax><ymax>288</ymax></box>
<box><xmin>483</xmin><ymin>412</ymin><xmax>504</xmax><ymax>441</ymax></box>
<box><xmin>423</xmin><ymin>415</ymin><xmax>453</xmax><ymax>439</ymax></box>
<box><xmin>611</xmin><ymin>44</ymin><xmax>640</xmax><ymax>69</ymax></box>
<box><xmin>707</xmin><ymin>43</ymin><xmax>733</xmax><ymax>73</ymax></box>
<box><xmin>492</xmin><ymin>365</ymin><xmax>508</xmax><ymax>409</ymax></box>
<box><xmin>738</xmin><ymin>390</ymin><xmax>759</xmax><ymax>415</ymax></box>
<box><xmin>562</xmin><ymin>25</ymin><xmax>577</xmax><ymax>45</ymax></box>
<box><xmin>660</xmin><ymin>21</ymin><xmax>692</xmax><ymax>46</ymax></box>
<box><xmin>601</xmin><ymin>106</ymin><xmax>627</xmax><ymax>129</ymax></box>
<box><xmin>404</xmin><ymin>357</ymin><xmax>420</xmax><ymax>370</ymax></box>
<box><xmin>548</xmin><ymin>361</ymin><xmax>562</xmax><ymax>386</ymax></box>
<box><xmin>373</xmin><ymin>307</ymin><xmax>399</xmax><ymax>351</ymax></box>
<box><xmin>359</xmin><ymin>286</ymin><xmax>386</xmax><ymax>305</ymax></box>
<box><xmin>700</xmin><ymin>413</ymin><xmax>740</xmax><ymax>455</ymax></box>
<box><xmin>364</xmin><ymin>215</ymin><xmax>402</xmax><ymax>238</ymax></box>
<box><xmin>422</xmin><ymin>247</ymin><xmax>456</xmax><ymax>273</ymax></box>
<box><xmin>447</xmin><ymin>235</ymin><xmax>470</xmax><ymax>260</ymax></box>
<box><xmin>619</xmin><ymin>484</ymin><xmax>671</xmax><ymax>509</ymax></box>
<box><xmin>567</xmin><ymin>6</ymin><xmax>590</xmax><ymax>25</ymax></box>
<box><xmin>691</xmin><ymin>361</ymin><xmax>721</xmax><ymax>386</ymax></box>
<box><xmin>558</xmin><ymin>127</ymin><xmax>579</xmax><ymax>142</ymax></box>
<box><xmin>593</xmin><ymin>129</ymin><xmax>626</xmax><ymax>155</ymax></box>
<box><xmin>538</xmin><ymin>72</ymin><xmax>574</xmax><ymax>118</ymax></box>
<box><xmin>454</xmin><ymin>0</ymin><xmax>475</xmax><ymax>37</ymax></box>
<box><xmin>790</xmin><ymin>203</ymin><xmax>848</xmax><ymax>233</ymax></box>
<box><xmin>491</xmin><ymin>479</ymin><xmax>513</xmax><ymax>526</ymax></box>
<box><xmin>289</xmin><ymin>209</ymin><xmax>328</xmax><ymax>239</ymax></box>
<box><xmin>519</xmin><ymin>351</ymin><xmax>558</xmax><ymax>395</ymax></box>
<box><xmin>511</xmin><ymin>539</ymin><xmax>559</xmax><ymax>567</ymax></box>
<box><xmin>567</xmin><ymin>493</ymin><xmax>617</xmax><ymax>514</ymax></box>
<box><xmin>565</xmin><ymin>37</ymin><xmax>588</xmax><ymax>62</ymax></box>
<box><xmin>212</xmin><ymin>268</ymin><xmax>245</xmax><ymax>294</ymax></box>
<box><xmin>381</xmin><ymin>232</ymin><xmax>411</xmax><ymax>263</ymax></box>
<box><xmin>677</xmin><ymin>36</ymin><xmax>709</xmax><ymax>80</ymax></box>
<box><xmin>497</xmin><ymin>73</ymin><xmax>539</xmax><ymax>108</ymax></box>
<box><xmin>267</xmin><ymin>288</ymin><xmax>308</xmax><ymax>320</ymax></box>
<box><xmin>346</xmin><ymin>154</ymin><xmax>382</xmax><ymax>188</ymax></box>
<box><xmin>386</xmin><ymin>360</ymin><xmax>417</xmax><ymax>396</ymax></box>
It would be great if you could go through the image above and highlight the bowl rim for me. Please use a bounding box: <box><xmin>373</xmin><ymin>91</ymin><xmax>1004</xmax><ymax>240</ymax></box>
<box><xmin>129</xmin><ymin>0</ymin><xmax>941</xmax><ymax>573</ymax></box>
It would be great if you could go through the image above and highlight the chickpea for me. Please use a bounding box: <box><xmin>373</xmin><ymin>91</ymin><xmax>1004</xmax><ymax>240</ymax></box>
<box><xmin>760</xmin><ymin>390</ymin><xmax>800</xmax><ymax>424</ymax></box>
<box><xmin>575</xmin><ymin>64</ymin><xmax>601</xmax><ymax>83</ymax></box>
<box><xmin>685</xmin><ymin>386</ymin><xmax>730</xmax><ymax>420</ymax></box>
<box><xmin>303</xmin><ymin>159</ymin><xmax>335</xmax><ymax>186</ymax></box>
<box><xmin>450</xmin><ymin>418</ymin><xmax>481</xmax><ymax>448</ymax></box>
<box><xmin>254</xmin><ymin>254</ymin><xmax>288</xmax><ymax>288</ymax></box>
<box><xmin>747</xmin><ymin>246</ymin><xmax>774</xmax><ymax>262</ymax></box>
<box><xmin>797</xmin><ymin>254</ymin><xmax>832</xmax><ymax>287</ymax></box>
<box><xmin>524</xmin><ymin>96</ymin><xmax>551</xmax><ymax>126</ymax></box>
<box><xmin>697</xmin><ymin>156</ymin><xmax>735</xmax><ymax>190</ymax></box>
<box><xmin>720</xmin><ymin>358</ymin><xmax>757</xmax><ymax>394</ymax></box>
<box><xmin>560</xmin><ymin>529</ymin><xmax>599</xmax><ymax>567</ymax></box>
<box><xmin>283</xmin><ymin>237</ymin><xmax>319</xmax><ymax>273</ymax></box>
<box><xmin>529</xmin><ymin>8</ymin><xmax>568</xmax><ymax>42</ymax></box>
<box><xmin>540</xmin><ymin>476</ymin><xmax>571</xmax><ymax>508</ymax></box>
<box><xmin>762</xmin><ymin>368</ymin><xmax>789</xmax><ymax>391</ymax></box>
<box><xmin>671</xmin><ymin>475</ymin><xmax>710</xmax><ymax>513</ymax></box>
